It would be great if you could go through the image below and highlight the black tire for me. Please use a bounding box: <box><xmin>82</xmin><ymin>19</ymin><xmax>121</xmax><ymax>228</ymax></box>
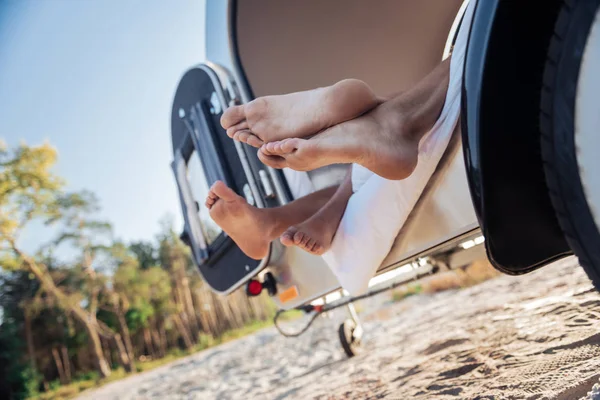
<box><xmin>540</xmin><ymin>0</ymin><xmax>600</xmax><ymax>289</ymax></box>
<box><xmin>338</xmin><ymin>319</ymin><xmax>360</xmax><ymax>358</ymax></box>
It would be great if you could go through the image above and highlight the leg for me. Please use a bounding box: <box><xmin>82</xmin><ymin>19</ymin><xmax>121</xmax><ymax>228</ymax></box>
<box><xmin>220</xmin><ymin>79</ymin><xmax>379</xmax><ymax>148</ymax></box>
<box><xmin>206</xmin><ymin>181</ymin><xmax>338</xmax><ymax>260</ymax></box>
<box><xmin>259</xmin><ymin>58</ymin><xmax>452</xmax><ymax>180</ymax></box>
<box><xmin>280</xmin><ymin>170</ymin><xmax>353</xmax><ymax>255</ymax></box>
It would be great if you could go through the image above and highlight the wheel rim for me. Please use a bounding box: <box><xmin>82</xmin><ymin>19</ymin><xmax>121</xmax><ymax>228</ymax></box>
<box><xmin>576</xmin><ymin>6</ymin><xmax>600</xmax><ymax>233</ymax></box>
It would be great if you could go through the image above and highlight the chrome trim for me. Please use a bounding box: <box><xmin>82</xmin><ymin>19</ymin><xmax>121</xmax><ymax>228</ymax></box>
<box><xmin>259</xmin><ymin>169</ymin><xmax>275</xmax><ymax>198</ymax></box>
<box><xmin>196</xmin><ymin>63</ymin><xmax>265</xmax><ymax>209</ymax></box>
<box><xmin>184</xmin><ymin>61</ymin><xmax>270</xmax><ymax>294</ymax></box>
<box><xmin>242</xmin><ymin>183</ymin><xmax>255</xmax><ymax>206</ymax></box>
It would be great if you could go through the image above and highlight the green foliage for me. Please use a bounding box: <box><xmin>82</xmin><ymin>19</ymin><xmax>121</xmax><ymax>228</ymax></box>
<box><xmin>197</xmin><ymin>333</ymin><xmax>217</xmax><ymax>350</ymax></box>
<box><xmin>0</xmin><ymin>141</ymin><xmax>276</xmax><ymax>399</ymax></box>
<box><xmin>129</xmin><ymin>241</ymin><xmax>159</xmax><ymax>270</ymax></box>
<box><xmin>0</xmin><ymin>142</ymin><xmax>64</xmax><ymax>243</ymax></box>
<box><xmin>73</xmin><ymin>371</ymin><xmax>98</xmax><ymax>383</ymax></box>
<box><xmin>111</xmin><ymin>244</ymin><xmax>173</xmax><ymax>332</ymax></box>
<box><xmin>391</xmin><ymin>284</ymin><xmax>423</xmax><ymax>302</ymax></box>
<box><xmin>0</xmin><ymin>143</ymin><xmax>63</xmax><ymax>271</ymax></box>
<box><xmin>0</xmin><ymin>319</ymin><xmax>40</xmax><ymax>400</ymax></box>
<box><xmin>125</xmin><ymin>306</ymin><xmax>154</xmax><ymax>332</ymax></box>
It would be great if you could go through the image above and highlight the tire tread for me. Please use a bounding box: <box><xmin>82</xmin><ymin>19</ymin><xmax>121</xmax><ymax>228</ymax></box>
<box><xmin>539</xmin><ymin>0</ymin><xmax>600</xmax><ymax>289</ymax></box>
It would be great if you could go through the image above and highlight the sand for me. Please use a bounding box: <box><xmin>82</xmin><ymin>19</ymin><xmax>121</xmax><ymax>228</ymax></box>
<box><xmin>77</xmin><ymin>257</ymin><xmax>600</xmax><ymax>400</ymax></box>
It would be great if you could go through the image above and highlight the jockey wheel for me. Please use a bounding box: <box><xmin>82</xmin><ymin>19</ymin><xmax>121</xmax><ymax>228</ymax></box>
<box><xmin>338</xmin><ymin>302</ymin><xmax>363</xmax><ymax>357</ymax></box>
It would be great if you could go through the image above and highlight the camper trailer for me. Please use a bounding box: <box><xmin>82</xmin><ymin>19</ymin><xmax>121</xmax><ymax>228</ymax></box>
<box><xmin>170</xmin><ymin>0</ymin><xmax>600</xmax><ymax>355</ymax></box>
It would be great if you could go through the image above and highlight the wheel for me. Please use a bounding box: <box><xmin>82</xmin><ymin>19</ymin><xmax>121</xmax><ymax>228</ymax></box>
<box><xmin>540</xmin><ymin>0</ymin><xmax>600</xmax><ymax>289</ymax></box>
<box><xmin>338</xmin><ymin>319</ymin><xmax>361</xmax><ymax>358</ymax></box>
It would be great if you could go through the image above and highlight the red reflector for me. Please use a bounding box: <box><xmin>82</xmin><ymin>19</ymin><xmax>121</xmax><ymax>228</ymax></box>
<box><xmin>247</xmin><ymin>280</ymin><xmax>263</xmax><ymax>296</ymax></box>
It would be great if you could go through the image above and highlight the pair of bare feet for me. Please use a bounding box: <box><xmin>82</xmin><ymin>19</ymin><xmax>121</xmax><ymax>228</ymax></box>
<box><xmin>221</xmin><ymin>79</ymin><xmax>423</xmax><ymax>181</ymax></box>
<box><xmin>207</xmin><ymin>60</ymin><xmax>451</xmax><ymax>259</ymax></box>
<box><xmin>221</xmin><ymin>58</ymin><xmax>450</xmax><ymax>182</ymax></box>
<box><xmin>205</xmin><ymin>180</ymin><xmax>347</xmax><ymax>259</ymax></box>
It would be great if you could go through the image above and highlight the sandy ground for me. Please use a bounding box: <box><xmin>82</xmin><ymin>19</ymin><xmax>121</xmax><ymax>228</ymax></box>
<box><xmin>77</xmin><ymin>257</ymin><xmax>600</xmax><ymax>400</ymax></box>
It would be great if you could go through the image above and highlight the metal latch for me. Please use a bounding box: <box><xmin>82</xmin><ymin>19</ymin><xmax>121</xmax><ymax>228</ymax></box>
<box><xmin>259</xmin><ymin>170</ymin><xmax>275</xmax><ymax>198</ymax></box>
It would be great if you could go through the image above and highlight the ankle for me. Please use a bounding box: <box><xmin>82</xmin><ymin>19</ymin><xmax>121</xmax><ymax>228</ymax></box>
<box><xmin>388</xmin><ymin>94</ymin><xmax>438</xmax><ymax>144</ymax></box>
<box><xmin>262</xmin><ymin>208</ymin><xmax>297</xmax><ymax>241</ymax></box>
<box><xmin>254</xmin><ymin>209</ymin><xmax>277</xmax><ymax>240</ymax></box>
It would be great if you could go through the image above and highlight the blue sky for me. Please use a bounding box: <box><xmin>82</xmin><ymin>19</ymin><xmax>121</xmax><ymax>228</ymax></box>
<box><xmin>0</xmin><ymin>0</ymin><xmax>206</xmax><ymax>249</ymax></box>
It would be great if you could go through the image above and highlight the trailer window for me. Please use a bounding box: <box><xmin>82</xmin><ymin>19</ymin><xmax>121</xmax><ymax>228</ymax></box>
<box><xmin>187</xmin><ymin>149</ymin><xmax>222</xmax><ymax>245</ymax></box>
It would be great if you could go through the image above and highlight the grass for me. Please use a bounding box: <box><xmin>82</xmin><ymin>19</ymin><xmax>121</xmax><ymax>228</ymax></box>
<box><xmin>391</xmin><ymin>283</ymin><xmax>423</xmax><ymax>302</ymax></box>
<box><xmin>30</xmin><ymin>316</ymin><xmax>290</xmax><ymax>400</ymax></box>
<box><xmin>34</xmin><ymin>370</ymin><xmax>127</xmax><ymax>400</ymax></box>
<box><xmin>392</xmin><ymin>259</ymin><xmax>500</xmax><ymax>302</ymax></box>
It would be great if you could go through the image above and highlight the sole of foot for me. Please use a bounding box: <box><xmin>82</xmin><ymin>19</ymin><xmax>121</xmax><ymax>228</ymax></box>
<box><xmin>259</xmin><ymin>103</ymin><xmax>420</xmax><ymax>181</ymax></box>
<box><xmin>220</xmin><ymin>79</ymin><xmax>379</xmax><ymax>148</ymax></box>
<box><xmin>206</xmin><ymin>181</ymin><xmax>271</xmax><ymax>260</ymax></box>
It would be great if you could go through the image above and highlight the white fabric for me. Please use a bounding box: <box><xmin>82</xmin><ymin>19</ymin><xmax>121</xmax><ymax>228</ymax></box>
<box><xmin>282</xmin><ymin>167</ymin><xmax>315</xmax><ymax>199</ymax></box>
<box><xmin>351</xmin><ymin>164</ymin><xmax>373</xmax><ymax>193</ymax></box>
<box><xmin>322</xmin><ymin>0</ymin><xmax>475</xmax><ymax>295</ymax></box>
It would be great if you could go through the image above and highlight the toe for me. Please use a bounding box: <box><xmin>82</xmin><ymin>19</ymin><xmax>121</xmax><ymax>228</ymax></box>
<box><xmin>260</xmin><ymin>144</ymin><xmax>273</xmax><ymax>156</ymax></box>
<box><xmin>221</xmin><ymin>105</ymin><xmax>245</xmax><ymax>129</ymax></box>
<box><xmin>205</xmin><ymin>198</ymin><xmax>216</xmax><ymax>209</ymax></box>
<box><xmin>206</xmin><ymin>191</ymin><xmax>218</xmax><ymax>208</ymax></box>
<box><xmin>233</xmin><ymin>129</ymin><xmax>253</xmax><ymax>143</ymax></box>
<box><xmin>305</xmin><ymin>238</ymin><xmax>316</xmax><ymax>251</ymax></box>
<box><xmin>226</xmin><ymin>121</ymin><xmax>249</xmax><ymax>138</ymax></box>
<box><xmin>246</xmin><ymin>134</ymin><xmax>264</xmax><ymax>148</ymax></box>
<box><xmin>233</xmin><ymin>130</ymin><xmax>264</xmax><ymax>148</ymax></box>
<box><xmin>292</xmin><ymin>231</ymin><xmax>305</xmax><ymax>245</ymax></box>
<box><xmin>266</xmin><ymin>138</ymin><xmax>302</xmax><ymax>155</ymax></box>
<box><xmin>280</xmin><ymin>138</ymin><xmax>302</xmax><ymax>153</ymax></box>
<box><xmin>313</xmin><ymin>244</ymin><xmax>324</xmax><ymax>255</ymax></box>
<box><xmin>210</xmin><ymin>181</ymin><xmax>238</xmax><ymax>201</ymax></box>
<box><xmin>264</xmin><ymin>141</ymin><xmax>280</xmax><ymax>154</ymax></box>
<box><xmin>299</xmin><ymin>234</ymin><xmax>311</xmax><ymax>247</ymax></box>
<box><xmin>258</xmin><ymin>149</ymin><xmax>288</xmax><ymax>169</ymax></box>
<box><xmin>280</xmin><ymin>228</ymin><xmax>297</xmax><ymax>246</ymax></box>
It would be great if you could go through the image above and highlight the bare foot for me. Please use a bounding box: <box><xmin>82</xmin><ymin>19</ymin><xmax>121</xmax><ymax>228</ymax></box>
<box><xmin>280</xmin><ymin>214</ymin><xmax>338</xmax><ymax>255</ymax></box>
<box><xmin>220</xmin><ymin>79</ymin><xmax>378</xmax><ymax>148</ymax></box>
<box><xmin>279</xmin><ymin>174</ymin><xmax>352</xmax><ymax>255</ymax></box>
<box><xmin>258</xmin><ymin>59</ymin><xmax>451</xmax><ymax>179</ymax></box>
<box><xmin>258</xmin><ymin>101</ymin><xmax>421</xmax><ymax>180</ymax></box>
<box><xmin>205</xmin><ymin>181</ymin><xmax>273</xmax><ymax>260</ymax></box>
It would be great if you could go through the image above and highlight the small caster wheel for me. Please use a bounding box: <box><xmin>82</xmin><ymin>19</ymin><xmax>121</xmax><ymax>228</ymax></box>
<box><xmin>338</xmin><ymin>319</ymin><xmax>361</xmax><ymax>357</ymax></box>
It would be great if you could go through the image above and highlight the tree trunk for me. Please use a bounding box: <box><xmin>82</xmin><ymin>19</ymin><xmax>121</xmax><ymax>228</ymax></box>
<box><xmin>172</xmin><ymin>313</ymin><xmax>194</xmax><ymax>350</ymax></box>
<box><xmin>61</xmin><ymin>345</ymin><xmax>72</xmax><ymax>383</ymax></box>
<box><xmin>150</xmin><ymin>320</ymin><xmax>164</xmax><ymax>358</ymax></box>
<box><xmin>101</xmin><ymin>337</ymin><xmax>112</xmax><ymax>369</ymax></box>
<box><xmin>111</xmin><ymin>333</ymin><xmax>134</xmax><ymax>373</ymax></box>
<box><xmin>192</xmin><ymin>291</ymin><xmax>209</xmax><ymax>334</ymax></box>
<box><xmin>159</xmin><ymin>322</ymin><xmax>168</xmax><ymax>357</ymax></box>
<box><xmin>12</xmin><ymin>243</ymin><xmax>112</xmax><ymax>378</ymax></box>
<box><xmin>94</xmin><ymin>320</ymin><xmax>134</xmax><ymax>373</ymax></box>
<box><xmin>143</xmin><ymin>327</ymin><xmax>155</xmax><ymax>358</ymax></box>
<box><xmin>180</xmin><ymin>276</ymin><xmax>201</xmax><ymax>338</ymax></box>
<box><xmin>24</xmin><ymin>313</ymin><xmax>37</xmax><ymax>372</ymax></box>
<box><xmin>136</xmin><ymin>334</ymin><xmax>145</xmax><ymax>358</ymax></box>
<box><xmin>115</xmin><ymin>305</ymin><xmax>135</xmax><ymax>361</ymax></box>
<box><xmin>52</xmin><ymin>347</ymin><xmax>67</xmax><ymax>384</ymax></box>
